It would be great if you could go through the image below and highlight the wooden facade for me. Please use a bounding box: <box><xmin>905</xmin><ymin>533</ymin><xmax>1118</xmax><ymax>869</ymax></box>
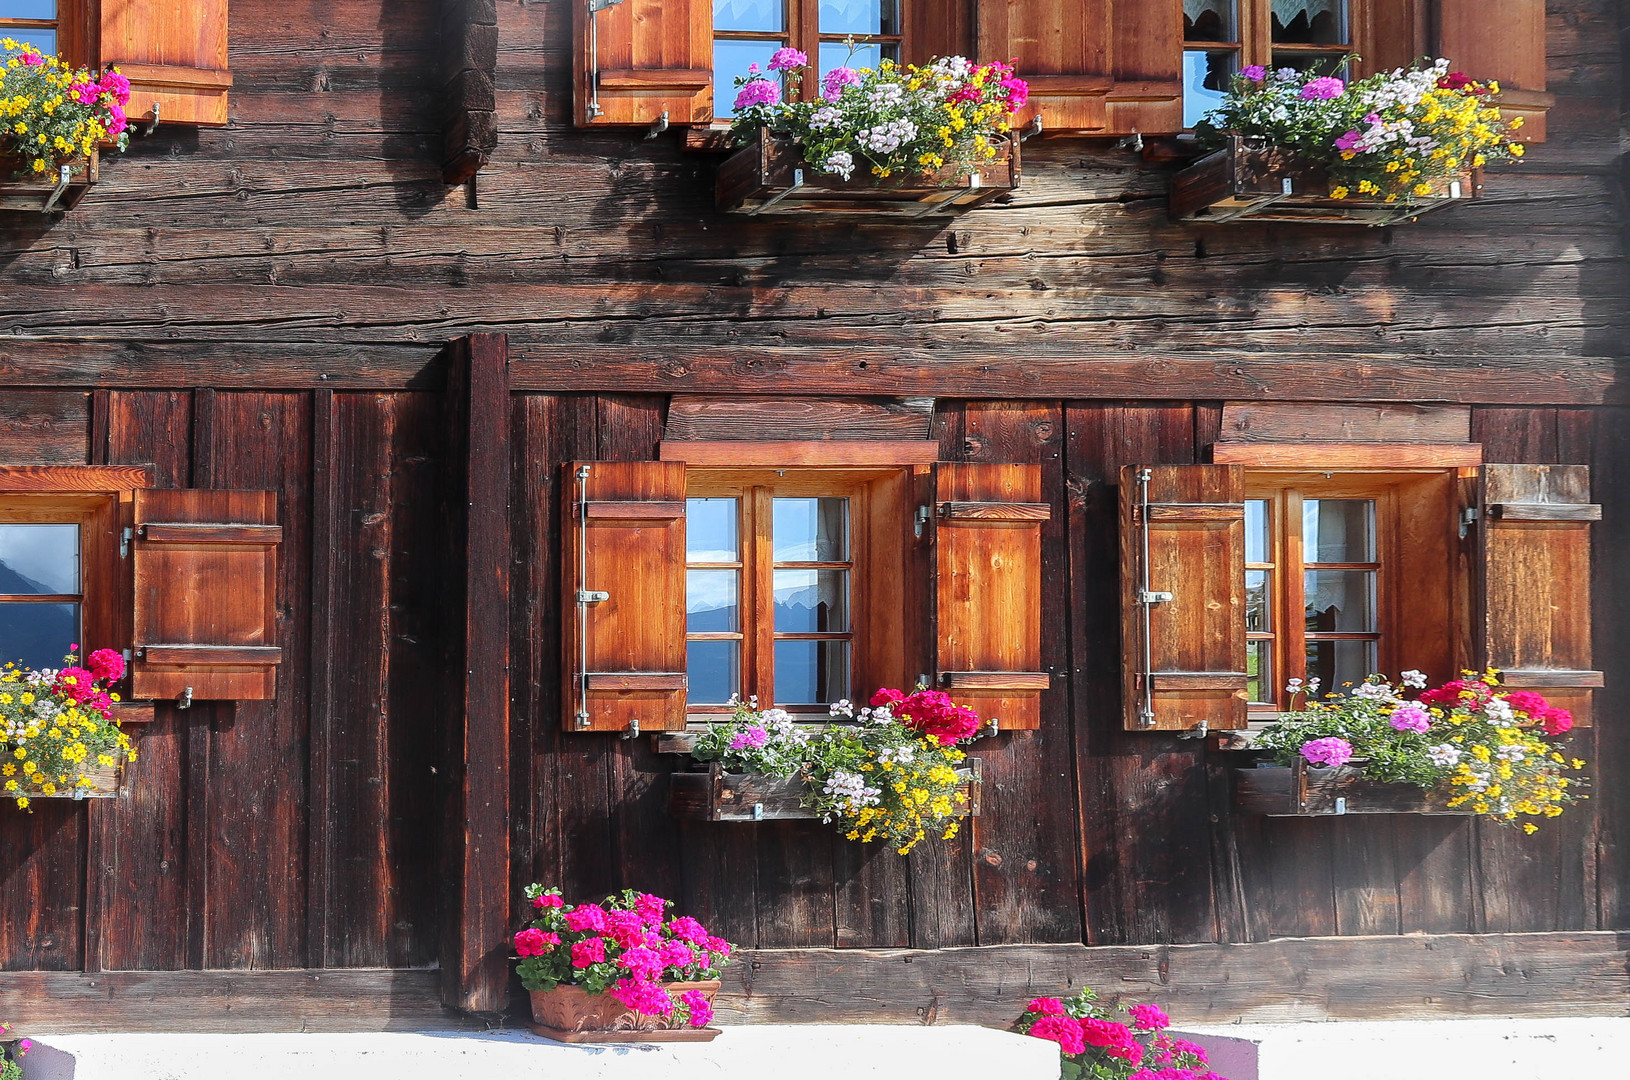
<box><xmin>1</xmin><ymin>0</ymin><xmax>1628</xmax><ymax>1027</ymax></box>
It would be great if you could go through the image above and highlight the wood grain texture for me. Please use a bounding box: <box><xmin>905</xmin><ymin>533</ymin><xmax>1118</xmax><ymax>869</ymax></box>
<box><xmin>659</xmin><ymin>440</ymin><xmax>939</xmax><ymax>465</ymax></box>
<box><xmin>1218</xmin><ymin>404</ymin><xmax>1472</xmax><ymax>445</ymax></box>
<box><xmin>573</xmin><ymin>0</ymin><xmax>712</xmax><ymax>126</ymax></box>
<box><xmin>100</xmin><ymin>0</ymin><xmax>232</xmax><ymax>126</ymax></box>
<box><xmin>664</xmin><ymin>397</ymin><xmax>934</xmax><ymax>442</ymax></box>
<box><xmin>1211</xmin><ymin>443</ymin><xmax>1484</xmax><ymax>468</ymax></box>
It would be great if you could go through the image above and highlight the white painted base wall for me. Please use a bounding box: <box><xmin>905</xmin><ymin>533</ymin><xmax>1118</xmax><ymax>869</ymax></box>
<box><xmin>1175</xmin><ymin>1017</ymin><xmax>1630</xmax><ymax>1080</ymax></box>
<box><xmin>19</xmin><ymin>1025</ymin><xmax>1061</xmax><ymax>1080</ymax></box>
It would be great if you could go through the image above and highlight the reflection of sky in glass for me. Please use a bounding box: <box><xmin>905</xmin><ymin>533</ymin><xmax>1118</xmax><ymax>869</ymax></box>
<box><xmin>772</xmin><ymin>498</ymin><xmax>847</xmax><ymax>562</ymax></box>
<box><xmin>687</xmin><ymin>569</ymin><xmax>739</xmax><ymax>632</ymax></box>
<box><xmin>714</xmin><ymin>0</ymin><xmax>782</xmax><ymax>31</ymax></box>
<box><xmin>0</xmin><ymin>601</ymin><xmax>78</xmax><ymax>670</ymax></box>
<box><xmin>687</xmin><ymin>498</ymin><xmax>738</xmax><ymax>562</ymax></box>
<box><xmin>774</xmin><ymin>639</ymin><xmax>848</xmax><ymax>704</ymax></box>
<box><xmin>1303</xmin><ymin>499</ymin><xmax>1373</xmax><ymax>563</ymax></box>
<box><xmin>0</xmin><ymin>524</ymin><xmax>79</xmax><ymax>595</ymax></box>
<box><xmin>819</xmin><ymin>0</ymin><xmax>897</xmax><ymax>35</ymax></box>
<box><xmin>715</xmin><ymin>38</ymin><xmax>785</xmax><ymax>117</ymax></box>
<box><xmin>1</xmin><ymin>29</ymin><xmax>55</xmax><ymax>55</ymax></box>
<box><xmin>1183</xmin><ymin>51</ymin><xmax>1231</xmax><ymax>128</ymax></box>
<box><xmin>1</xmin><ymin>1</ymin><xmax>58</xmax><ymax>16</ymax></box>
<box><xmin>1244</xmin><ymin>499</ymin><xmax>1268</xmax><ymax>564</ymax></box>
<box><xmin>687</xmin><ymin>640</ymin><xmax>739</xmax><ymax>704</ymax></box>
<box><xmin>773</xmin><ymin>569</ymin><xmax>848</xmax><ymax>632</ymax></box>
<box><xmin>820</xmin><ymin>40</ymin><xmax>884</xmax><ymax>79</ymax></box>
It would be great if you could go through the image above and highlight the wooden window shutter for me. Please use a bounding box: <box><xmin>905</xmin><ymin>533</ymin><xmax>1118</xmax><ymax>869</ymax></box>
<box><xmin>974</xmin><ymin>0</ymin><xmax>1112</xmax><ymax>134</ymax></box>
<box><xmin>1434</xmin><ymin>0</ymin><xmax>1552</xmax><ymax>142</ymax></box>
<box><xmin>573</xmin><ymin>0</ymin><xmax>712</xmax><ymax>127</ymax></box>
<box><xmin>934</xmin><ymin>462</ymin><xmax>1049</xmax><ymax>731</ymax></box>
<box><xmin>131</xmin><ymin>489</ymin><xmax>281</xmax><ymax>701</ymax></box>
<box><xmin>561</xmin><ymin>461</ymin><xmax>688</xmax><ymax>732</ymax></box>
<box><xmin>1105</xmin><ymin>0</ymin><xmax>1182</xmax><ymax>135</ymax></box>
<box><xmin>1118</xmin><ymin>465</ymin><xmax>1247</xmax><ymax>732</ymax></box>
<box><xmin>100</xmin><ymin>0</ymin><xmax>232</xmax><ymax>127</ymax></box>
<box><xmin>1478</xmin><ymin>464</ymin><xmax>1602</xmax><ymax>725</ymax></box>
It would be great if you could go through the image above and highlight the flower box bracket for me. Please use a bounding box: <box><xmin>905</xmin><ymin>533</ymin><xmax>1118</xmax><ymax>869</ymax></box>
<box><xmin>0</xmin><ymin>152</ymin><xmax>99</xmax><ymax>214</ymax></box>
<box><xmin>1233</xmin><ymin>757</ymin><xmax>1473</xmax><ymax>817</ymax></box>
<box><xmin>1170</xmin><ymin>136</ymin><xmax>1479</xmax><ymax>227</ymax></box>
<box><xmin>717</xmin><ymin>128</ymin><xmax>1019</xmax><ymax>218</ymax></box>
<box><xmin>669</xmin><ymin>759</ymin><xmax>982</xmax><ymax>822</ymax></box>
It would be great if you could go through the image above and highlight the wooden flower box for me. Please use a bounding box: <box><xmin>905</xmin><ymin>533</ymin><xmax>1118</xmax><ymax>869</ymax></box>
<box><xmin>1234</xmin><ymin>759</ymin><xmax>1472</xmax><ymax>817</ymax></box>
<box><xmin>669</xmin><ymin>759</ymin><xmax>982</xmax><ymax>822</ymax></box>
<box><xmin>717</xmin><ymin>127</ymin><xmax>1019</xmax><ymax>218</ymax></box>
<box><xmin>1170</xmin><ymin>136</ymin><xmax>1478</xmax><ymax>227</ymax></box>
<box><xmin>529</xmin><ymin>979</ymin><xmax>722</xmax><ymax>1043</ymax></box>
<box><xmin>0</xmin><ymin>151</ymin><xmax>99</xmax><ymax>213</ymax></box>
<box><xmin>15</xmin><ymin>764</ymin><xmax>121</xmax><ymax>801</ymax></box>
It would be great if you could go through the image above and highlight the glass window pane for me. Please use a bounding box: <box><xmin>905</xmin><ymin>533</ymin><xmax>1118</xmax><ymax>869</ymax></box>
<box><xmin>0</xmin><ymin>601</ymin><xmax>78</xmax><ymax>671</ymax></box>
<box><xmin>1305</xmin><ymin>570</ymin><xmax>1375</xmax><ymax>632</ymax></box>
<box><xmin>773</xmin><ymin>498</ymin><xmax>848</xmax><ymax>562</ymax></box>
<box><xmin>1271</xmin><ymin>0</ymin><xmax>1347</xmax><ymax>44</ymax></box>
<box><xmin>687</xmin><ymin>569</ymin><xmax>740</xmax><ymax>632</ymax></box>
<box><xmin>1184</xmin><ymin>0</ymin><xmax>1236</xmax><ymax>42</ymax></box>
<box><xmin>773</xmin><ymin>569</ymin><xmax>849</xmax><ymax>633</ymax></box>
<box><xmin>774</xmin><ymin>639</ymin><xmax>850</xmax><ymax>704</ymax></box>
<box><xmin>687</xmin><ymin>640</ymin><xmax>741</xmax><ymax>705</ymax></box>
<box><xmin>820</xmin><ymin>39</ymin><xmax>892</xmax><ymax>78</ymax></box>
<box><xmin>1306</xmin><ymin>638</ymin><xmax>1376</xmax><ymax>695</ymax></box>
<box><xmin>715</xmin><ymin>0</ymin><xmax>783</xmax><ymax>32</ymax></box>
<box><xmin>819</xmin><ymin>0</ymin><xmax>899</xmax><ymax>35</ymax></box>
<box><xmin>715</xmin><ymin>38</ymin><xmax>786</xmax><ymax>117</ymax></box>
<box><xmin>1246</xmin><ymin>569</ymin><xmax>1271</xmax><ymax>632</ymax></box>
<box><xmin>1303</xmin><ymin>499</ymin><xmax>1374</xmax><ymax>563</ymax></box>
<box><xmin>1245</xmin><ymin>498</ymin><xmax>1269</xmax><ymax>564</ymax></box>
<box><xmin>0</xmin><ymin>524</ymin><xmax>79</xmax><ymax>595</ymax></box>
<box><xmin>1</xmin><ymin>28</ymin><xmax>53</xmax><ymax>55</ymax></box>
<box><xmin>687</xmin><ymin>498</ymin><xmax>739</xmax><ymax>562</ymax></box>
<box><xmin>1247</xmin><ymin>640</ymin><xmax>1273</xmax><ymax>705</ymax></box>
<box><xmin>1183</xmin><ymin>50</ymin><xmax>1234</xmax><ymax>128</ymax></box>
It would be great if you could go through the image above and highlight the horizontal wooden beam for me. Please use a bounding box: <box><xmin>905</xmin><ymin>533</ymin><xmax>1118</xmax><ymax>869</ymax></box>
<box><xmin>1213</xmin><ymin>443</ymin><xmax>1484</xmax><ymax>468</ymax></box>
<box><xmin>141</xmin><ymin>523</ymin><xmax>284</xmax><ymax>544</ymax></box>
<box><xmin>0</xmin><ymin>465</ymin><xmax>153</xmax><ymax>492</ymax></box>
<box><xmin>716</xmin><ymin>933</ymin><xmax>1630</xmax><ymax>1026</ymax></box>
<box><xmin>0</xmin><ymin>969</ymin><xmax>461</xmax><ymax>1034</ymax></box>
<box><xmin>659</xmin><ymin>440</ymin><xmax>940</xmax><ymax>466</ymax></box>
<box><xmin>511</xmin><ymin>349</ymin><xmax>1629</xmax><ymax>405</ymax></box>
<box><xmin>140</xmin><ymin>645</ymin><xmax>284</xmax><ymax>666</ymax></box>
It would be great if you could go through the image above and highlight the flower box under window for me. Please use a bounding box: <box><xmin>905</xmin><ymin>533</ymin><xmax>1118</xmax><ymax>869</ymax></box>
<box><xmin>0</xmin><ymin>151</ymin><xmax>98</xmax><ymax>214</ymax></box>
<box><xmin>668</xmin><ymin>759</ymin><xmax>982</xmax><ymax>823</ymax></box>
<box><xmin>717</xmin><ymin>128</ymin><xmax>1019</xmax><ymax>218</ymax></box>
<box><xmin>1233</xmin><ymin>759</ymin><xmax>1472</xmax><ymax>817</ymax></box>
<box><xmin>1170</xmin><ymin>136</ymin><xmax>1480</xmax><ymax>227</ymax></box>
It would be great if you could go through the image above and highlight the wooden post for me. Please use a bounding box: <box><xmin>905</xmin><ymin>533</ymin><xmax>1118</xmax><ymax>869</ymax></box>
<box><xmin>441</xmin><ymin>333</ymin><xmax>512</xmax><ymax>1013</ymax></box>
<box><xmin>440</xmin><ymin>0</ymin><xmax>499</xmax><ymax>186</ymax></box>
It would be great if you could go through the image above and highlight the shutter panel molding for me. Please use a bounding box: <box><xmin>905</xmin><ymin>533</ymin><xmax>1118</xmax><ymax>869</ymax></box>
<box><xmin>1434</xmin><ymin>0</ymin><xmax>1553</xmax><ymax>142</ymax></box>
<box><xmin>100</xmin><ymin>0</ymin><xmax>232</xmax><ymax>127</ymax></box>
<box><xmin>1478</xmin><ymin>464</ymin><xmax>1601</xmax><ymax>726</ymax></box>
<box><xmin>132</xmin><ymin>489</ymin><xmax>281</xmax><ymax>701</ymax></box>
<box><xmin>1104</xmin><ymin>0</ymin><xmax>1182</xmax><ymax>136</ymax></box>
<box><xmin>934</xmin><ymin>462</ymin><xmax>1048</xmax><ymax>731</ymax></box>
<box><xmin>1119</xmin><ymin>465</ymin><xmax>1248</xmax><ymax>732</ymax></box>
<box><xmin>561</xmin><ymin>461</ymin><xmax>688</xmax><ymax>732</ymax></box>
<box><xmin>574</xmin><ymin>0</ymin><xmax>713</xmax><ymax>127</ymax></box>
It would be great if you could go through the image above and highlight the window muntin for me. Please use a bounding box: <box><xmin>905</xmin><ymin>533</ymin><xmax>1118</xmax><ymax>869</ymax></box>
<box><xmin>714</xmin><ymin>0</ymin><xmax>904</xmax><ymax>118</ymax></box>
<box><xmin>0</xmin><ymin>0</ymin><xmax>57</xmax><ymax>55</ymax></box>
<box><xmin>0</xmin><ymin>520</ymin><xmax>82</xmax><ymax>671</ymax></box>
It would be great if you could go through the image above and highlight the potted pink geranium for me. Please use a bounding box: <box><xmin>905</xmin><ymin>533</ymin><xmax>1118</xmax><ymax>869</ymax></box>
<box><xmin>513</xmin><ymin>886</ymin><xmax>731</xmax><ymax>1043</ymax></box>
<box><xmin>1016</xmin><ymin>989</ymin><xmax>1226</xmax><ymax>1080</ymax></box>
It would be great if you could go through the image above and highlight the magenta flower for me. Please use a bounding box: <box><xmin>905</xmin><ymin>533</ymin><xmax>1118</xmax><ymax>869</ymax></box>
<box><xmin>733</xmin><ymin>78</ymin><xmax>781</xmax><ymax>111</ymax></box>
<box><xmin>729</xmin><ymin>725</ymin><xmax>769</xmax><ymax>750</ymax></box>
<box><xmin>1300</xmin><ymin>76</ymin><xmax>1346</xmax><ymax>100</ymax></box>
<box><xmin>1000</xmin><ymin>75</ymin><xmax>1029</xmax><ymax>110</ymax></box>
<box><xmin>1027</xmin><ymin>997</ymin><xmax>1065</xmax><ymax>1015</ymax></box>
<box><xmin>1241</xmin><ymin>65</ymin><xmax>1267</xmax><ymax>82</ymax></box>
<box><xmin>1129</xmin><ymin>1003</ymin><xmax>1172</xmax><ymax>1030</ymax></box>
<box><xmin>681</xmin><ymin>988</ymin><xmax>714</xmax><ymax>1028</ymax></box>
<box><xmin>570</xmin><ymin>937</ymin><xmax>607</xmax><ymax>968</ymax></box>
<box><xmin>99</xmin><ymin>68</ymin><xmax>132</xmax><ymax>105</ymax></box>
<box><xmin>564</xmin><ymin>903</ymin><xmax>608</xmax><ymax>932</ymax></box>
<box><xmin>1389</xmin><ymin>705</ymin><xmax>1431</xmax><ymax>733</ymax></box>
<box><xmin>768</xmin><ymin>47</ymin><xmax>807</xmax><ymax>72</ymax></box>
<box><xmin>1301</xmin><ymin>737</ymin><xmax>1354</xmax><ymax>768</ymax></box>
<box><xmin>669</xmin><ymin>915</ymin><xmax>708</xmax><ymax>944</ymax></box>
<box><xmin>1334</xmin><ymin>130</ymin><xmax>1363</xmax><ymax>152</ymax></box>
<box><xmin>618</xmin><ymin>945</ymin><xmax>666</xmax><ymax>981</ymax></box>
<box><xmin>822</xmin><ymin>66</ymin><xmax>862</xmax><ymax>101</ymax></box>
<box><xmin>633</xmin><ymin>891</ymin><xmax>666</xmax><ymax>925</ymax></box>
<box><xmin>610</xmin><ymin>977</ymin><xmax>674</xmax><ymax>1015</ymax></box>
<box><xmin>1028</xmin><ymin>1015</ymin><xmax>1086</xmax><ymax>1055</ymax></box>
<box><xmin>19</xmin><ymin>50</ymin><xmax>43</xmax><ymax>66</ymax></box>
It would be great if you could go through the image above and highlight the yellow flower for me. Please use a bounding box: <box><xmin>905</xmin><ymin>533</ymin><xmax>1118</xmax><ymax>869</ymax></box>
<box><xmin>1522</xmin><ymin>822</ymin><xmax>1538</xmax><ymax>834</ymax></box>
<box><xmin>1509</xmin><ymin>143</ymin><xmax>1524</xmax><ymax>157</ymax></box>
<box><xmin>1329</xmin><ymin>186</ymin><xmax>1349</xmax><ymax>200</ymax></box>
<box><xmin>1413</xmin><ymin>183</ymin><xmax>1433</xmax><ymax>197</ymax></box>
<box><xmin>15</xmin><ymin>797</ymin><xmax>27</xmax><ymax>809</ymax></box>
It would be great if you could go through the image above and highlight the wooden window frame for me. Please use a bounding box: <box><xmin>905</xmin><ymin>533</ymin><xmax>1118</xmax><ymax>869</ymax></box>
<box><xmin>0</xmin><ymin>494</ymin><xmax>118</xmax><ymax>668</ymax></box>
<box><xmin>685</xmin><ymin>464</ymin><xmax>917</xmax><ymax>718</ymax></box>
<box><xmin>713</xmin><ymin>0</ymin><xmax>906</xmax><ymax>114</ymax></box>
<box><xmin>1183</xmin><ymin>0</ymin><xmax>1363</xmax><ymax>129</ymax></box>
<box><xmin>1245</xmin><ymin>467</ymin><xmax>1461</xmax><ymax>716</ymax></box>
<box><xmin>0</xmin><ymin>1</ymin><xmax>88</xmax><ymax>66</ymax></box>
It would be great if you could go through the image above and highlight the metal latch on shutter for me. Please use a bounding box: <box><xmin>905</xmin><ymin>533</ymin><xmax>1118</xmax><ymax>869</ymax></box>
<box><xmin>573</xmin><ymin>465</ymin><xmax>606</xmax><ymax>728</ymax></box>
<box><xmin>1133</xmin><ymin>469</ymin><xmax>1173</xmax><ymax>730</ymax></box>
<box><xmin>584</xmin><ymin>0</ymin><xmax>629</xmax><ymax>122</ymax></box>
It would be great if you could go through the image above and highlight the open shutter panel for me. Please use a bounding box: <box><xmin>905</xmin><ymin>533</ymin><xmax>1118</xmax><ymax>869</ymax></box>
<box><xmin>1478</xmin><ymin>464</ymin><xmax>1601</xmax><ymax>727</ymax></box>
<box><xmin>1105</xmin><ymin>0</ymin><xmax>1183</xmax><ymax>136</ymax></box>
<box><xmin>1435</xmin><ymin>0</ymin><xmax>1552</xmax><ymax>142</ymax></box>
<box><xmin>132</xmin><ymin>489</ymin><xmax>281</xmax><ymax>701</ymax></box>
<box><xmin>1119</xmin><ymin>465</ymin><xmax>1247</xmax><ymax>732</ymax></box>
<box><xmin>561</xmin><ymin>461</ymin><xmax>687</xmax><ymax>732</ymax></box>
<box><xmin>934</xmin><ymin>462</ymin><xmax>1048</xmax><ymax>731</ymax></box>
<box><xmin>975</xmin><ymin>0</ymin><xmax>1112</xmax><ymax>134</ymax></box>
<box><xmin>574</xmin><ymin>0</ymin><xmax>712</xmax><ymax>127</ymax></box>
<box><xmin>100</xmin><ymin>0</ymin><xmax>232</xmax><ymax>127</ymax></box>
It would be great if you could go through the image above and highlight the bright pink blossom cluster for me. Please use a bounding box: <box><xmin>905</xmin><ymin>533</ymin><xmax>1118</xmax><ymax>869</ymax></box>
<box><xmin>1018</xmin><ymin>993</ymin><xmax>1223</xmax><ymax>1080</ymax></box>
<box><xmin>1419</xmin><ymin>680</ymin><xmax>1574</xmax><ymax>735</ymax></box>
<box><xmin>50</xmin><ymin>647</ymin><xmax>125</xmax><ymax>718</ymax></box>
<box><xmin>512</xmin><ymin>887</ymin><xmax>731</xmax><ymax>1030</ymax></box>
<box><xmin>871</xmin><ymin>687</ymin><xmax>981</xmax><ymax>746</ymax></box>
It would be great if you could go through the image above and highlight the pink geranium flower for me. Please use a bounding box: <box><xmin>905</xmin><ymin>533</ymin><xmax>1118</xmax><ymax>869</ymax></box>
<box><xmin>1388</xmin><ymin>705</ymin><xmax>1431</xmax><ymax>733</ymax></box>
<box><xmin>1300</xmin><ymin>76</ymin><xmax>1345</xmax><ymax>100</ymax></box>
<box><xmin>733</xmin><ymin>78</ymin><xmax>781</xmax><ymax>111</ymax></box>
<box><xmin>768</xmin><ymin>47</ymin><xmax>807</xmax><ymax>72</ymax></box>
<box><xmin>681</xmin><ymin>988</ymin><xmax>714</xmax><ymax>1028</ymax></box>
<box><xmin>1300</xmin><ymin>736</ymin><xmax>1353</xmax><ymax>768</ymax></box>
<box><xmin>1027</xmin><ymin>1015</ymin><xmax>1086</xmax><ymax>1055</ymax></box>
<box><xmin>1027</xmin><ymin>997</ymin><xmax>1065</xmax><ymax>1015</ymax></box>
<box><xmin>1129</xmin><ymin>1003</ymin><xmax>1171</xmax><ymax>1030</ymax></box>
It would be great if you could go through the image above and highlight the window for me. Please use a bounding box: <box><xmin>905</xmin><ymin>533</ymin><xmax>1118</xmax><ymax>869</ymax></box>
<box><xmin>0</xmin><ymin>0</ymin><xmax>56</xmax><ymax>54</ymax></box>
<box><xmin>1183</xmin><ymin>0</ymin><xmax>1353</xmax><ymax>127</ymax></box>
<box><xmin>713</xmin><ymin>0</ymin><xmax>903</xmax><ymax>117</ymax></box>
<box><xmin>686</xmin><ymin>473</ymin><xmax>862</xmax><ymax>712</ymax></box>
<box><xmin>0</xmin><ymin>494</ymin><xmax>119</xmax><ymax>672</ymax></box>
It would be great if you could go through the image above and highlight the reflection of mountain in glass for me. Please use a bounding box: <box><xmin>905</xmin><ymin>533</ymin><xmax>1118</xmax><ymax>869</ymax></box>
<box><xmin>687</xmin><ymin>600</ymin><xmax>736</xmax><ymax>633</ymax></box>
<box><xmin>0</xmin><ymin>602</ymin><xmax>78</xmax><ymax>670</ymax></box>
<box><xmin>0</xmin><ymin>559</ymin><xmax>53</xmax><ymax>595</ymax></box>
<box><xmin>773</xmin><ymin>583</ymin><xmax>838</xmax><ymax>633</ymax></box>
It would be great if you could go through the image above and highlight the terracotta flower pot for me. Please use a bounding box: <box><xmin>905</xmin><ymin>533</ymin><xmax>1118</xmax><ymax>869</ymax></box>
<box><xmin>527</xmin><ymin>979</ymin><xmax>722</xmax><ymax>1043</ymax></box>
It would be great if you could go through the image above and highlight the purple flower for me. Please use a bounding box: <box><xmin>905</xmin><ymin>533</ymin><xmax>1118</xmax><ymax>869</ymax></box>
<box><xmin>1300</xmin><ymin>76</ymin><xmax>1346</xmax><ymax>100</ymax></box>
<box><xmin>1389</xmin><ymin>705</ymin><xmax>1431</xmax><ymax>733</ymax></box>
<box><xmin>733</xmin><ymin>78</ymin><xmax>781</xmax><ymax>112</ymax></box>
<box><xmin>822</xmin><ymin>66</ymin><xmax>862</xmax><ymax>101</ymax></box>
<box><xmin>768</xmin><ymin>47</ymin><xmax>808</xmax><ymax>73</ymax></box>
<box><xmin>1241</xmin><ymin>65</ymin><xmax>1267</xmax><ymax>82</ymax></box>
<box><xmin>1334</xmin><ymin>130</ymin><xmax>1363</xmax><ymax>152</ymax></box>
<box><xmin>1301</xmin><ymin>737</ymin><xmax>1354</xmax><ymax>768</ymax></box>
<box><xmin>1364</xmin><ymin>111</ymin><xmax>1381</xmax><ymax>124</ymax></box>
<box><xmin>729</xmin><ymin>725</ymin><xmax>769</xmax><ymax>750</ymax></box>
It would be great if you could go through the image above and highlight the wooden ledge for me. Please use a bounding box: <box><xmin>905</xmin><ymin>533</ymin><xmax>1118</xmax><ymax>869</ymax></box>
<box><xmin>659</xmin><ymin>440</ymin><xmax>939</xmax><ymax>466</ymax></box>
<box><xmin>1212</xmin><ymin>443</ymin><xmax>1483</xmax><ymax>469</ymax></box>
